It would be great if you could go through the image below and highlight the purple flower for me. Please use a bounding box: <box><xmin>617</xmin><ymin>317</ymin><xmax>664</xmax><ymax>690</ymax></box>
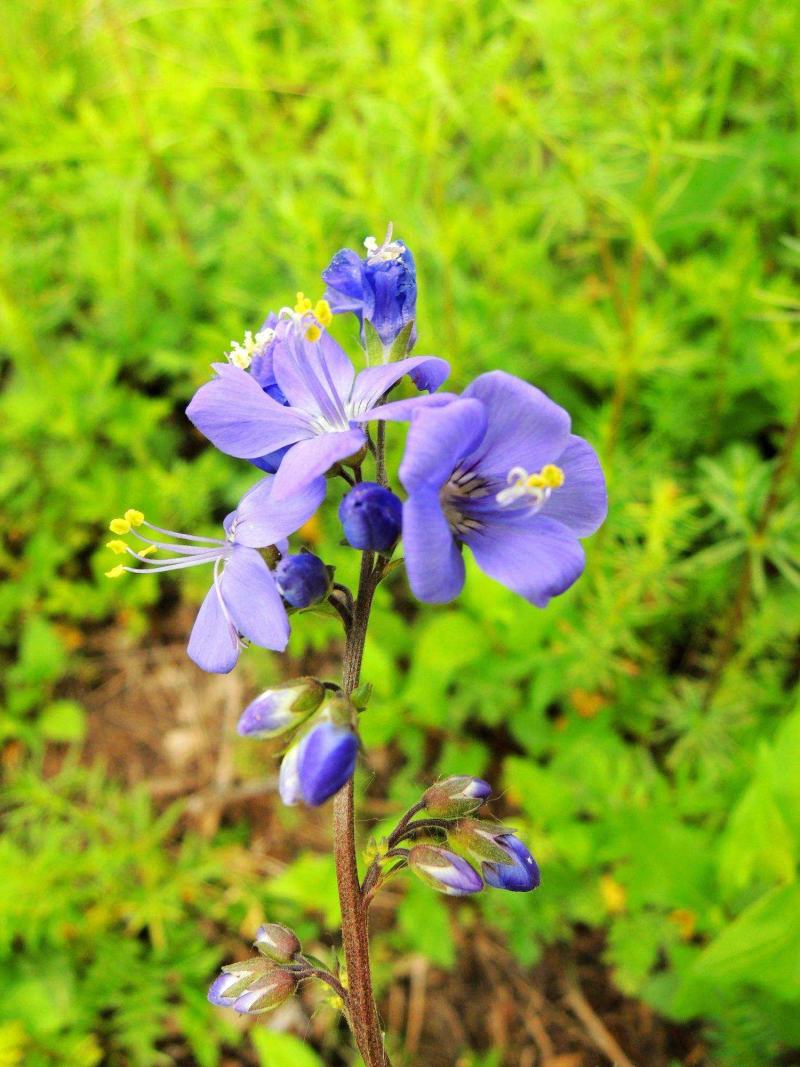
<box><xmin>105</xmin><ymin>475</ymin><xmax>325</xmax><ymax>674</ymax></box>
<box><xmin>186</xmin><ymin>313</ymin><xmax>449</xmax><ymax>502</ymax></box>
<box><xmin>408</xmin><ymin>845</ymin><xmax>483</xmax><ymax>896</ymax></box>
<box><xmin>323</xmin><ymin>224</ymin><xmax>417</xmax><ymax>351</ymax></box>
<box><xmin>339</xmin><ymin>482</ymin><xmax>403</xmax><ymax>553</ymax></box>
<box><xmin>279</xmin><ymin>717</ymin><xmax>359</xmax><ymax>807</ymax></box>
<box><xmin>275</xmin><ymin>553</ymin><xmax>331</xmax><ymax>608</ymax></box>
<box><xmin>399</xmin><ymin>371</ymin><xmax>607</xmax><ymax>606</ymax></box>
<box><xmin>207</xmin><ymin>959</ymin><xmax>296</xmax><ymax>1015</ymax></box>
<box><xmin>482</xmin><ymin>834</ymin><xmax>541</xmax><ymax>893</ymax></box>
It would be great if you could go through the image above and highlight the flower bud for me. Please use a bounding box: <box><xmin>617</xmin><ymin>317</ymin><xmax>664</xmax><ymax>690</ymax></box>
<box><xmin>421</xmin><ymin>776</ymin><xmax>492</xmax><ymax>819</ymax></box>
<box><xmin>232</xmin><ymin>968</ymin><xmax>297</xmax><ymax>1015</ymax></box>
<box><xmin>208</xmin><ymin>957</ymin><xmax>271</xmax><ymax>1007</ymax></box>
<box><xmin>339</xmin><ymin>482</ymin><xmax>403</xmax><ymax>553</ymax></box>
<box><xmin>254</xmin><ymin>923</ymin><xmax>301</xmax><ymax>963</ymax></box>
<box><xmin>275</xmin><ymin>553</ymin><xmax>331</xmax><ymax>608</ymax></box>
<box><xmin>279</xmin><ymin>716</ymin><xmax>358</xmax><ymax>807</ymax></box>
<box><xmin>408</xmin><ymin>845</ymin><xmax>483</xmax><ymax>896</ymax></box>
<box><xmin>450</xmin><ymin>819</ymin><xmax>519</xmax><ymax>864</ymax></box>
<box><xmin>482</xmin><ymin>834</ymin><xmax>541</xmax><ymax>893</ymax></box>
<box><xmin>237</xmin><ymin>678</ymin><xmax>325</xmax><ymax>739</ymax></box>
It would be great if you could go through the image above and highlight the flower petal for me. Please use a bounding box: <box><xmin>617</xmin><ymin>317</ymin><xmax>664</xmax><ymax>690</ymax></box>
<box><xmin>541</xmin><ymin>434</ymin><xmax>608</xmax><ymax>536</ymax></box>
<box><xmin>222</xmin><ymin>546</ymin><xmax>289</xmax><ymax>652</ymax></box>
<box><xmin>187</xmin><ymin>579</ymin><xmax>240</xmax><ymax>674</ymax></box>
<box><xmin>464</xmin><ymin>514</ymin><xmax>585</xmax><ymax>608</ymax></box>
<box><xmin>350</xmin><ymin>392</ymin><xmax>457</xmax><ymax>424</ymax></box>
<box><xmin>232</xmin><ymin>475</ymin><xmax>326</xmax><ymax>548</ymax></box>
<box><xmin>350</xmin><ymin>356</ymin><xmax>450</xmax><ymax>414</ymax></box>
<box><xmin>186</xmin><ymin>363</ymin><xmax>310</xmax><ymax>459</ymax></box>
<box><xmin>403</xmin><ymin>488</ymin><xmax>466</xmax><ymax>603</ymax></box>
<box><xmin>272</xmin><ymin>332</ymin><xmax>354</xmax><ymax>418</ymax></box>
<box><xmin>270</xmin><ymin>429</ymin><xmax>366</xmax><ymax>501</ymax></box>
<box><xmin>322</xmin><ymin>249</ymin><xmax>369</xmax><ymax>315</ymax></box>
<box><xmin>462</xmin><ymin>371</ymin><xmax>571</xmax><ymax>476</ymax></box>
<box><xmin>399</xmin><ymin>398</ymin><xmax>488</xmax><ymax>491</ymax></box>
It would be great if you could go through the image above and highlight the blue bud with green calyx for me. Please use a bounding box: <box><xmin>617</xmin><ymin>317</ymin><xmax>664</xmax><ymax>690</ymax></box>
<box><xmin>237</xmin><ymin>677</ymin><xmax>325</xmax><ymax>739</ymax></box>
<box><xmin>450</xmin><ymin>819</ymin><xmax>520</xmax><ymax>864</ymax></box>
<box><xmin>275</xmin><ymin>553</ymin><xmax>331</xmax><ymax>608</ymax></box>
<box><xmin>482</xmin><ymin>833</ymin><xmax>541</xmax><ymax>893</ymax></box>
<box><xmin>208</xmin><ymin>957</ymin><xmax>296</xmax><ymax>1015</ymax></box>
<box><xmin>278</xmin><ymin>695</ymin><xmax>358</xmax><ymax>807</ymax></box>
<box><xmin>339</xmin><ymin>482</ymin><xmax>403</xmax><ymax>553</ymax></box>
<box><xmin>421</xmin><ymin>776</ymin><xmax>492</xmax><ymax>819</ymax></box>
<box><xmin>408</xmin><ymin>844</ymin><xmax>483</xmax><ymax>896</ymax></box>
<box><xmin>254</xmin><ymin>923</ymin><xmax>301</xmax><ymax>963</ymax></box>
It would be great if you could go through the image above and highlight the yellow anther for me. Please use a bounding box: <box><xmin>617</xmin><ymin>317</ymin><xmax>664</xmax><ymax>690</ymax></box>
<box><xmin>137</xmin><ymin>545</ymin><xmax>157</xmax><ymax>558</ymax></box>
<box><xmin>541</xmin><ymin>464</ymin><xmax>564</xmax><ymax>488</ymax></box>
<box><xmin>109</xmin><ymin>518</ymin><xmax>131</xmax><ymax>535</ymax></box>
<box><xmin>125</xmin><ymin>509</ymin><xmax>145</xmax><ymax>527</ymax></box>
<box><xmin>526</xmin><ymin>473</ymin><xmax>546</xmax><ymax>489</ymax></box>
<box><xmin>304</xmin><ymin>324</ymin><xmax>322</xmax><ymax>342</ymax></box>
<box><xmin>106</xmin><ymin>540</ymin><xmax>128</xmax><ymax>555</ymax></box>
<box><xmin>105</xmin><ymin>564</ymin><xmax>126</xmax><ymax>579</ymax></box>
<box><xmin>294</xmin><ymin>291</ymin><xmax>312</xmax><ymax>314</ymax></box>
<box><xmin>314</xmin><ymin>299</ymin><xmax>333</xmax><ymax>327</ymax></box>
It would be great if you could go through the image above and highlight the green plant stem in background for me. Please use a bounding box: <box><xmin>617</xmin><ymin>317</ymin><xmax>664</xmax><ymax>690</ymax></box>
<box><xmin>333</xmin><ymin>546</ymin><xmax>389</xmax><ymax>1066</ymax></box>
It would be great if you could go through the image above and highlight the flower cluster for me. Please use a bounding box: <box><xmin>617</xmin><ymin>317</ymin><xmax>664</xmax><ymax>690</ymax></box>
<box><xmin>104</xmin><ymin>229</ymin><xmax>605</xmax><ymax>1027</ymax></box>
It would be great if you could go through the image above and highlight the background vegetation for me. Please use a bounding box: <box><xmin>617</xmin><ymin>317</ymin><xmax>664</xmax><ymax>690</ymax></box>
<box><xmin>2</xmin><ymin>0</ymin><xmax>800</xmax><ymax>1064</ymax></box>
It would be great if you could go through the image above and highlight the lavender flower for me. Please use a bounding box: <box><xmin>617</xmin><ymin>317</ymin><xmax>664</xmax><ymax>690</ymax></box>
<box><xmin>104</xmin><ymin>474</ymin><xmax>325</xmax><ymax>673</ymax></box>
<box><xmin>186</xmin><ymin>302</ymin><xmax>449</xmax><ymax>501</ymax></box>
<box><xmin>339</xmin><ymin>482</ymin><xmax>403</xmax><ymax>553</ymax></box>
<box><xmin>323</xmin><ymin>224</ymin><xmax>417</xmax><ymax>351</ymax></box>
<box><xmin>482</xmin><ymin>834</ymin><xmax>541</xmax><ymax>893</ymax></box>
<box><xmin>208</xmin><ymin>958</ymin><xmax>296</xmax><ymax>1015</ymax></box>
<box><xmin>408</xmin><ymin>845</ymin><xmax>483</xmax><ymax>896</ymax></box>
<box><xmin>399</xmin><ymin>371</ymin><xmax>607</xmax><ymax>605</ymax></box>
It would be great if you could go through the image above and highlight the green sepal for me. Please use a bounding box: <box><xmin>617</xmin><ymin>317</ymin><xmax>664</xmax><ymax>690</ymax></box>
<box><xmin>363</xmin><ymin>319</ymin><xmax>384</xmax><ymax>365</ymax></box>
<box><xmin>351</xmin><ymin>682</ymin><xmax>373</xmax><ymax>710</ymax></box>
<box><xmin>387</xmin><ymin>319</ymin><xmax>415</xmax><ymax>360</ymax></box>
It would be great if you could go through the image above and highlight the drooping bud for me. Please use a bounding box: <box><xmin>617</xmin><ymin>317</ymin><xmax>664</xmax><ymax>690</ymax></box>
<box><xmin>421</xmin><ymin>776</ymin><xmax>492</xmax><ymax>819</ymax></box>
<box><xmin>232</xmin><ymin>968</ymin><xmax>297</xmax><ymax>1015</ymax></box>
<box><xmin>254</xmin><ymin>923</ymin><xmax>301</xmax><ymax>963</ymax></box>
<box><xmin>275</xmin><ymin>553</ymin><xmax>331</xmax><ymax>608</ymax></box>
<box><xmin>482</xmin><ymin>834</ymin><xmax>541</xmax><ymax>893</ymax></box>
<box><xmin>450</xmin><ymin>819</ymin><xmax>519</xmax><ymax>864</ymax></box>
<box><xmin>278</xmin><ymin>743</ymin><xmax>304</xmax><ymax>806</ymax></box>
<box><xmin>339</xmin><ymin>482</ymin><xmax>403</xmax><ymax>553</ymax></box>
<box><xmin>237</xmin><ymin>678</ymin><xmax>325</xmax><ymax>739</ymax></box>
<box><xmin>208</xmin><ymin>957</ymin><xmax>271</xmax><ymax>1007</ymax></box>
<box><xmin>408</xmin><ymin>845</ymin><xmax>483</xmax><ymax>896</ymax></box>
<box><xmin>296</xmin><ymin>719</ymin><xmax>359</xmax><ymax>806</ymax></box>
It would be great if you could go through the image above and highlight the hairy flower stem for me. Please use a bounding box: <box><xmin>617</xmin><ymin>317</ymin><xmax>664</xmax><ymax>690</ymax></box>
<box><xmin>333</xmin><ymin>546</ymin><xmax>391</xmax><ymax>1067</ymax></box>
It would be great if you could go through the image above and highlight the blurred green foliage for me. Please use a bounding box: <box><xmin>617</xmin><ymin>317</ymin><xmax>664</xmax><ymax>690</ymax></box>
<box><xmin>1</xmin><ymin>0</ymin><xmax>800</xmax><ymax>1064</ymax></box>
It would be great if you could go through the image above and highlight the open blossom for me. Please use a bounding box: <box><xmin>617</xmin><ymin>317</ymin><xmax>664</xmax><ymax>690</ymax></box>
<box><xmin>323</xmin><ymin>224</ymin><xmax>418</xmax><ymax>353</ymax></box>
<box><xmin>104</xmin><ymin>475</ymin><xmax>325</xmax><ymax>673</ymax></box>
<box><xmin>399</xmin><ymin>371</ymin><xmax>607</xmax><ymax>606</ymax></box>
<box><xmin>187</xmin><ymin>306</ymin><xmax>449</xmax><ymax>502</ymax></box>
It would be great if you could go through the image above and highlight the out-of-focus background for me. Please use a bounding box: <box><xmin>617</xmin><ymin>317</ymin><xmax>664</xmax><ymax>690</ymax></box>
<box><xmin>2</xmin><ymin>1</ymin><xmax>800</xmax><ymax>1065</ymax></box>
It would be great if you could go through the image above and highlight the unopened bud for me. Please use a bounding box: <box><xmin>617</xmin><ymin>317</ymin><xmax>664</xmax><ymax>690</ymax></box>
<box><xmin>421</xmin><ymin>776</ymin><xmax>492</xmax><ymax>819</ymax></box>
<box><xmin>482</xmin><ymin>833</ymin><xmax>541</xmax><ymax>893</ymax></box>
<box><xmin>339</xmin><ymin>482</ymin><xmax>403</xmax><ymax>553</ymax></box>
<box><xmin>254</xmin><ymin>923</ymin><xmax>301</xmax><ymax>963</ymax></box>
<box><xmin>275</xmin><ymin>553</ymin><xmax>332</xmax><ymax>608</ymax></box>
<box><xmin>208</xmin><ymin>957</ymin><xmax>271</xmax><ymax>1007</ymax></box>
<box><xmin>408</xmin><ymin>845</ymin><xmax>483</xmax><ymax>896</ymax></box>
<box><xmin>237</xmin><ymin>678</ymin><xmax>325</xmax><ymax>738</ymax></box>
<box><xmin>232</xmin><ymin>967</ymin><xmax>297</xmax><ymax>1015</ymax></box>
<box><xmin>450</xmin><ymin>819</ymin><xmax>518</xmax><ymax>864</ymax></box>
<box><xmin>279</xmin><ymin>714</ymin><xmax>358</xmax><ymax>808</ymax></box>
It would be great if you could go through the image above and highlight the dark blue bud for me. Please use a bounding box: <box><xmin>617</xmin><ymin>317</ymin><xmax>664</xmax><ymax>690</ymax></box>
<box><xmin>275</xmin><ymin>553</ymin><xmax>331</xmax><ymax>608</ymax></box>
<box><xmin>279</xmin><ymin>718</ymin><xmax>358</xmax><ymax>807</ymax></box>
<box><xmin>339</xmin><ymin>482</ymin><xmax>403</xmax><ymax>553</ymax></box>
<box><xmin>482</xmin><ymin>834</ymin><xmax>541</xmax><ymax>893</ymax></box>
<box><xmin>237</xmin><ymin>678</ymin><xmax>325</xmax><ymax>738</ymax></box>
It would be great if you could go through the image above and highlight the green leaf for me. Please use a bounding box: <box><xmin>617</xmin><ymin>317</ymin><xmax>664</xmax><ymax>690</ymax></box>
<box><xmin>252</xmin><ymin>1029</ymin><xmax>324</xmax><ymax>1067</ymax></box>
<box><xmin>39</xmin><ymin>700</ymin><xmax>87</xmax><ymax>743</ymax></box>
